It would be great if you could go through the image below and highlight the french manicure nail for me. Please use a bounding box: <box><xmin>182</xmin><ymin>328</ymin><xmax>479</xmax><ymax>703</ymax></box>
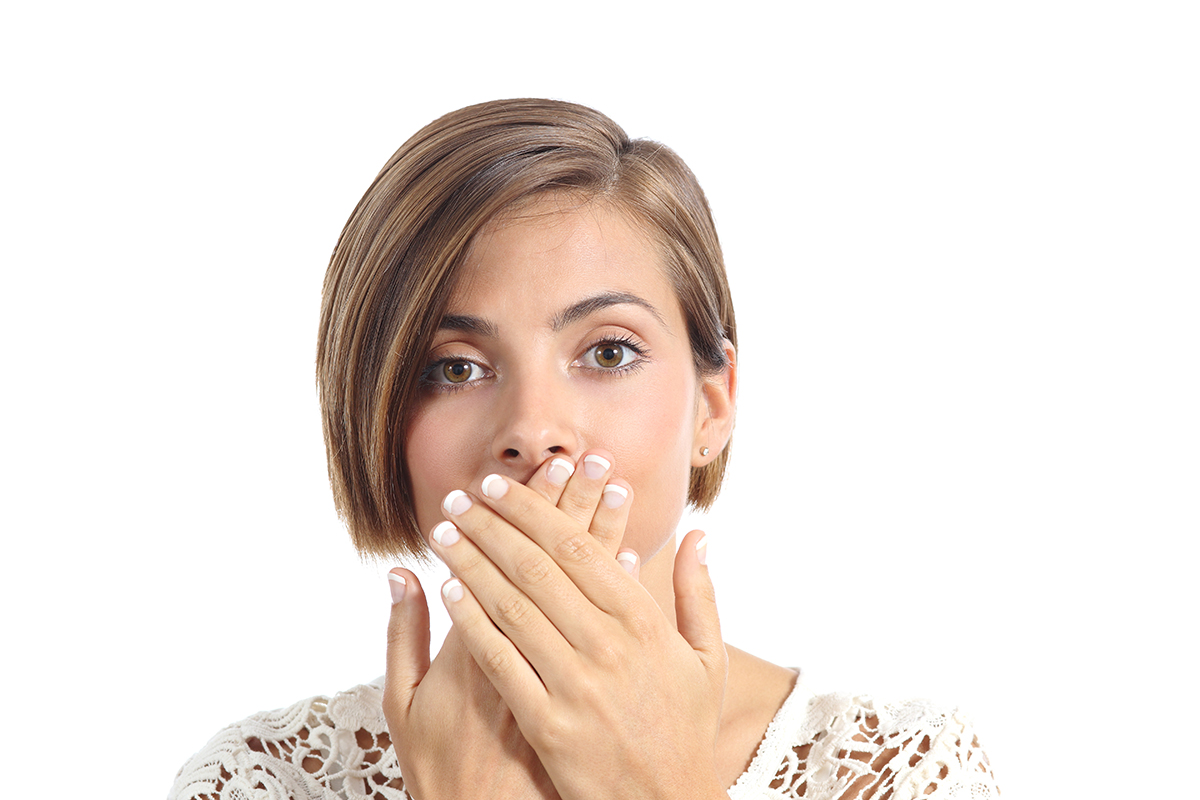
<box><xmin>443</xmin><ymin>578</ymin><xmax>464</xmax><ymax>603</ymax></box>
<box><xmin>388</xmin><ymin>572</ymin><xmax>407</xmax><ymax>604</ymax></box>
<box><xmin>583</xmin><ymin>454</ymin><xmax>611</xmax><ymax>479</ymax></box>
<box><xmin>616</xmin><ymin>551</ymin><xmax>638</xmax><ymax>574</ymax></box>
<box><xmin>695</xmin><ymin>534</ymin><xmax>709</xmax><ymax>566</ymax></box>
<box><xmin>443</xmin><ymin>490</ymin><xmax>472</xmax><ymax>516</ymax></box>
<box><xmin>481</xmin><ymin>474</ymin><xmax>509</xmax><ymax>499</ymax></box>
<box><xmin>432</xmin><ymin>520</ymin><xmax>460</xmax><ymax>547</ymax></box>
<box><xmin>546</xmin><ymin>458</ymin><xmax>575</xmax><ymax>486</ymax></box>
<box><xmin>602</xmin><ymin>484</ymin><xmax>628</xmax><ymax>509</ymax></box>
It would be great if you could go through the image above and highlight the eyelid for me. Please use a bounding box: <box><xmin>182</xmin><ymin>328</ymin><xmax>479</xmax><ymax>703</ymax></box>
<box><xmin>421</xmin><ymin>355</ymin><xmax>491</xmax><ymax>389</ymax></box>
<box><xmin>576</xmin><ymin>334</ymin><xmax>650</xmax><ymax>371</ymax></box>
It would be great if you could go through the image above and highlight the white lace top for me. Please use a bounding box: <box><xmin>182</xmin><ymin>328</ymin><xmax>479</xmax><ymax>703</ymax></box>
<box><xmin>168</xmin><ymin>678</ymin><xmax>999</xmax><ymax>800</ymax></box>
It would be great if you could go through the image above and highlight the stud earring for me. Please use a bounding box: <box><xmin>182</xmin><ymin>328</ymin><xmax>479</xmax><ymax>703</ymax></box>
<box><xmin>700</xmin><ymin>446</ymin><xmax>710</xmax><ymax>457</ymax></box>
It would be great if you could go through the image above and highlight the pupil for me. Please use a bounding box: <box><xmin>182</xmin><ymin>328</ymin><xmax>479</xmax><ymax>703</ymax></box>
<box><xmin>599</xmin><ymin>346</ymin><xmax>621</xmax><ymax>366</ymax></box>
<box><xmin>445</xmin><ymin>362</ymin><xmax>469</xmax><ymax>382</ymax></box>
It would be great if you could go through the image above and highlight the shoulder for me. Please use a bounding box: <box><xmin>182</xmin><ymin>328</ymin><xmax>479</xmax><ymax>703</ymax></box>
<box><xmin>167</xmin><ymin>679</ymin><xmax>406</xmax><ymax>800</ymax></box>
<box><xmin>731</xmin><ymin>688</ymin><xmax>1000</xmax><ymax>800</ymax></box>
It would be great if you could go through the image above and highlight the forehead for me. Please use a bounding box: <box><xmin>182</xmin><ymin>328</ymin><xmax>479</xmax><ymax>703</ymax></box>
<box><xmin>448</xmin><ymin>195</ymin><xmax>681</xmax><ymax>320</ymax></box>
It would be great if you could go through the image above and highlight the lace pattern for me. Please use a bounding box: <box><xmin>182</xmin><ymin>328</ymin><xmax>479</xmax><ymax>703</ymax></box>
<box><xmin>169</xmin><ymin>682</ymin><xmax>406</xmax><ymax>799</ymax></box>
<box><xmin>730</xmin><ymin>691</ymin><xmax>999</xmax><ymax>799</ymax></box>
<box><xmin>169</xmin><ymin>680</ymin><xmax>998</xmax><ymax>800</ymax></box>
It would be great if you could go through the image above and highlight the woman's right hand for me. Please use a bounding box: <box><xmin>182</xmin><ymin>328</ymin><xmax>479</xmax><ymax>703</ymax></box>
<box><xmin>385</xmin><ymin>609</ymin><xmax>558</xmax><ymax>799</ymax></box>
<box><xmin>382</xmin><ymin>453</ymin><xmax>632</xmax><ymax>800</ymax></box>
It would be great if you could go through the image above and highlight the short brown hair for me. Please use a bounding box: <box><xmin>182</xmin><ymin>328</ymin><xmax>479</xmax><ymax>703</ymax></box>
<box><xmin>317</xmin><ymin>99</ymin><xmax>736</xmax><ymax>559</ymax></box>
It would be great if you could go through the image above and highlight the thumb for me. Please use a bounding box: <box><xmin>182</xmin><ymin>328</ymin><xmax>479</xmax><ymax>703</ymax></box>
<box><xmin>673</xmin><ymin>530</ymin><xmax>725</xmax><ymax>681</ymax></box>
<box><xmin>382</xmin><ymin>568</ymin><xmax>431</xmax><ymax>725</ymax></box>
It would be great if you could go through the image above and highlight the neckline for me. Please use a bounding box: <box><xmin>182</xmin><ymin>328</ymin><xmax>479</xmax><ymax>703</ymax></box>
<box><xmin>727</xmin><ymin>674</ymin><xmax>817</xmax><ymax>792</ymax></box>
<box><xmin>367</xmin><ymin>672</ymin><xmax>819</xmax><ymax>792</ymax></box>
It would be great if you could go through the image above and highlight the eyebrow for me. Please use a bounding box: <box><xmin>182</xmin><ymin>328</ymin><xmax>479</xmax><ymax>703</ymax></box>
<box><xmin>438</xmin><ymin>314</ymin><xmax>499</xmax><ymax>338</ymax></box>
<box><xmin>550</xmin><ymin>291</ymin><xmax>666</xmax><ymax>332</ymax></box>
<box><xmin>437</xmin><ymin>291</ymin><xmax>666</xmax><ymax>337</ymax></box>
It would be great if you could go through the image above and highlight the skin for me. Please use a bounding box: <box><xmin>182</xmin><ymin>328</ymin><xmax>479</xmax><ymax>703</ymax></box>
<box><xmin>383</xmin><ymin>195</ymin><xmax>796</xmax><ymax>800</ymax></box>
<box><xmin>406</xmin><ymin>194</ymin><xmax>706</xmax><ymax>566</ymax></box>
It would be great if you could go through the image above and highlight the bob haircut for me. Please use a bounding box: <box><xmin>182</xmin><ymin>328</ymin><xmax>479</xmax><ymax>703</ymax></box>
<box><xmin>317</xmin><ymin>98</ymin><xmax>737</xmax><ymax>559</ymax></box>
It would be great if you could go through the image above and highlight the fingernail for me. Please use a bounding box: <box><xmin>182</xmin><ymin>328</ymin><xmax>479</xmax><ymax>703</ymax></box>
<box><xmin>602</xmin><ymin>484</ymin><xmax>628</xmax><ymax>509</ymax></box>
<box><xmin>695</xmin><ymin>534</ymin><xmax>709</xmax><ymax>566</ymax></box>
<box><xmin>617</xmin><ymin>551</ymin><xmax>638</xmax><ymax>574</ymax></box>
<box><xmin>432</xmin><ymin>520</ymin><xmax>460</xmax><ymax>547</ymax></box>
<box><xmin>546</xmin><ymin>458</ymin><xmax>575</xmax><ymax>486</ymax></box>
<box><xmin>481</xmin><ymin>474</ymin><xmax>509</xmax><ymax>499</ymax></box>
<box><xmin>442</xmin><ymin>578</ymin><xmax>464</xmax><ymax>603</ymax></box>
<box><xmin>388</xmin><ymin>572</ymin><xmax>407</xmax><ymax>604</ymax></box>
<box><xmin>583</xmin><ymin>454</ymin><xmax>611</xmax><ymax>479</ymax></box>
<box><xmin>443</xmin><ymin>489</ymin><xmax>472</xmax><ymax>516</ymax></box>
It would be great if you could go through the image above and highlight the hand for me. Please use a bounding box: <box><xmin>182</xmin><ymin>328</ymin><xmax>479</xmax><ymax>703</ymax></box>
<box><xmin>429</xmin><ymin>452</ymin><xmax>729</xmax><ymax>800</ymax></box>
<box><xmin>382</xmin><ymin>455</ymin><xmax>630</xmax><ymax>800</ymax></box>
<box><xmin>383</xmin><ymin>591</ymin><xmax>557</xmax><ymax>800</ymax></box>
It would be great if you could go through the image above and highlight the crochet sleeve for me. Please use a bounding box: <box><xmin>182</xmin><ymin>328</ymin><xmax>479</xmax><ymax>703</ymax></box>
<box><xmin>170</xmin><ymin>683</ymin><xmax>999</xmax><ymax>800</ymax></box>
<box><xmin>167</xmin><ymin>683</ymin><xmax>409</xmax><ymax>800</ymax></box>
<box><xmin>743</xmin><ymin>694</ymin><xmax>1000</xmax><ymax>800</ymax></box>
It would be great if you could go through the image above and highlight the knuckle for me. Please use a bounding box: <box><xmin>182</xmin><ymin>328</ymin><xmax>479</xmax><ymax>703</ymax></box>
<box><xmin>454</xmin><ymin>602</ymin><xmax>486</xmax><ymax>635</ymax></box>
<box><xmin>552</xmin><ymin>533</ymin><xmax>595</xmax><ymax>565</ymax></box>
<box><xmin>571</xmin><ymin>670</ymin><xmax>614</xmax><ymax>713</ymax></box>
<box><xmin>461</xmin><ymin>512</ymin><xmax>498</xmax><ymax>544</ymax></box>
<box><xmin>510</xmin><ymin>489</ymin><xmax>540</xmax><ymax>519</ymax></box>
<box><xmin>623</xmin><ymin>608</ymin><xmax>661</xmax><ymax>646</ymax></box>
<box><xmin>560</xmin><ymin>491</ymin><xmax>595</xmax><ymax>520</ymax></box>
<box><xmin>494</xmin><ymin>593</ymin><xmax>535</xmax><ymax>630</ymax></box>
<box><xmin>589</xmin><ymin>516</ymin><xmax>618</xmax><ymax>540</ymax></box>
<box><xmin>513</xmin><ymin>554</ymin><xmax>554</xmax><ymax>588</ymax></box>
<box><xmin>385</xmin><ymin>625</ymin><xmax>406</xmax><ymax>649</ymax></box>
<box><xmin>696</xmin><ymin>579</ymin><xmax>718</xmax><ymax>606</ymax></box>
<box><xmin>530</xmin><ymin>708</ymin><xmax>571</xmax><ymax>754</ymax></box>
<box><xmin>589</xmin><ymin>641</ymin><xmax>624</xmax><ymax>670</ymax></box>
<box><xmin>480</xmin><ymin>644</ymin><xmax>515</xmax><ymax>681</ymax></box>
<box><xmin>452</xmin><ymin>546</ymin><xmax>487</xmax><ymax>577</ymax></box>
<box><xmin>585</xmin><ymin>623</ymin><xmax>631</xmax><ymax>669</ymax></box>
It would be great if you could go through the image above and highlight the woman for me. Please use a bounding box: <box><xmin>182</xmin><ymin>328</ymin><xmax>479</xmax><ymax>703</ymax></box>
<box><xmin>170</xmin><ymin>99</ymin><xmax>999</xmax><ymax>799</ymax></box>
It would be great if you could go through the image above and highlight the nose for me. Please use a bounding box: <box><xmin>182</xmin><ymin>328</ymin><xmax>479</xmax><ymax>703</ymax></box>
<box><xmin>491</xmin><ymin>372</ymin><xmax>578</xmax><ymax>470</ymax></box>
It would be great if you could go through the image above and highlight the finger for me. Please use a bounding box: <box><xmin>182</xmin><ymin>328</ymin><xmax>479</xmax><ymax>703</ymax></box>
<box><xmin>615</xmin><ymin>547</ymin><xmax>640</xmax><ymax>581</ymax></box>
<box><xmin>553</xmin><ymin>449</ymin><xmax>614</xmax><ymax>528</ymax></box>
<box><xmin>467</xmin><ymin>476</ymin><xmax>636</xmax><ymax>616</ymax></box>
<box><xmin>382</xmin><ymin>568</ymin><xmax>431</xmax><ymax>723</ymax></box>
<box><xmin>673</xmin><ymin>530</ymin><xmax>726</xmax><ymax>686</ymax></box>
<box><xmin>429</xmin><ymin>514</ymin><xmax>581</xmax><ymax>665</ymax></box>
<box><xmin>518</xmin><ymin>454</ymin><xmax>577</xmax><ymax>507</ymax></box>
<box><xmin>439</xmin><ymin>576</ymin><xmax>549</xmax><ymax>723</ymax></box>
<box><xmin>589</xmin><ymin>478</ymin><xmax>633</xmax><ymax>557</ymax></box>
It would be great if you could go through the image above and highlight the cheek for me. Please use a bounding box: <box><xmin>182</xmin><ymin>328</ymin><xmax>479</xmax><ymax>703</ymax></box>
<box><xmin>587</xmin><ymin>370</ymin><xmax>695</xmax><ymax>466</ymax></box>
<box><xmin>590</xmin><ymin>373</ymin><xmax>697</xmax><ymax>557</ymax></box>
<box><xmin>405</xmin><ymin>404</ymin><xmax>482</xmax><ymax>535</ymax></box>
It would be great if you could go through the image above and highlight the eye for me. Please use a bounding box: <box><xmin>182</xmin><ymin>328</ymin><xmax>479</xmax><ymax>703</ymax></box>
<box><xmin>580</xmin><ymin>338</ymin><xmax>645</xmax><ymax>371</ymax></box>
<box><xmin>444</xmin><ymin>361</ymin><xmax>474</xmax><ymax>383</ymax></box>
<box><xmin>593</xmin><ymin>343</ymin><xmax>628</xmax><ymax>369</ymax></box>
<box><xmin>424</xmin><ymin>358</ymin><xmax>487</xmax><ymax>387</ymax></box>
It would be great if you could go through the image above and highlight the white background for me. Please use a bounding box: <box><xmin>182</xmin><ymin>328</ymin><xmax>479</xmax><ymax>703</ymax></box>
<box><xmin>2</xmin><ymin>2</ymin><xmax>1197</xmax><ymax>798</ymax></box>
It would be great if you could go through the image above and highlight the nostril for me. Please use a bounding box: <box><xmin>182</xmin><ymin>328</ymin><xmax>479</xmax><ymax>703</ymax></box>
<box><xmin>547</xmin><ymin>445</ymin><xmax>563</xmax><ymax>454</ymax></box>
<box><xmin>504</xmin><ymin>448</ymin><xmax>520</xmax><ymax>459</ymax></box>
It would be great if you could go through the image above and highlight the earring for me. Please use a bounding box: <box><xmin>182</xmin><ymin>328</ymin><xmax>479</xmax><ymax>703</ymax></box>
<box><xmin>700</xmin><ymin>446</ymin><xmax>710</xmax><ymax>457</ymax></box>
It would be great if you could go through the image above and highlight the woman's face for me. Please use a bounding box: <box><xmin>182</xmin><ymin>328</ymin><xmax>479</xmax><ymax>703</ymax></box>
<box><xmin>405</xmin><ymin>196</ymin><xmax>718</xmax><ymax>561</ymax></box>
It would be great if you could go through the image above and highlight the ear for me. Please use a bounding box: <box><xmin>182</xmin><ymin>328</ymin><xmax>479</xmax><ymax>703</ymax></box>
<box><xmin>692</xmin><ymin>338</ymin><xmax>737</xmax><ymax>467</ymax></box>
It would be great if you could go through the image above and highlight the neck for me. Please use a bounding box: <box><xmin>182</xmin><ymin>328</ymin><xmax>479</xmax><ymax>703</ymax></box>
<box><xmin>640</xmin><ymin>533</ymin><xmax>678</xmax><ymax>628</ymax></box>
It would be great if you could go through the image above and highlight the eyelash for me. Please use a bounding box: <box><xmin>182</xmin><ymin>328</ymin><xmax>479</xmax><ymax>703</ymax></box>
<box><xmin>419</xmin><ymin>357</ymin><xmax>490</xmax><ymax>394</ymax></box>
<box><xmin>419</xmin><ymin>335</ymin><xmax>650</xmax><ymax>394</ymax></box>
<box><xmin>579</xmin><ymin>334</ymin><xmax>650</xmax><ymax>376</ymax></box>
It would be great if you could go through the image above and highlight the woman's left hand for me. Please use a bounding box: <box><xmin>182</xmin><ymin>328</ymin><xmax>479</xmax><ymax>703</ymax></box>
<box><xmin>428</xmin><ymin>452</ymin><xmax>729</xmax><ymax>800</ymax></box>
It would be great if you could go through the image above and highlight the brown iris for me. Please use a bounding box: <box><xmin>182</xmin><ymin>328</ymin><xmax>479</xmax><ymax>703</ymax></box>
<box><xmin>594</xmin><ymin>344</ymin><xmax>624</xmax><ymax>368</ymax></box>
<box><xmin>442</xmin><ymin>361</ymin><xmax>472</xmax><ymax>383</ymax></box>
